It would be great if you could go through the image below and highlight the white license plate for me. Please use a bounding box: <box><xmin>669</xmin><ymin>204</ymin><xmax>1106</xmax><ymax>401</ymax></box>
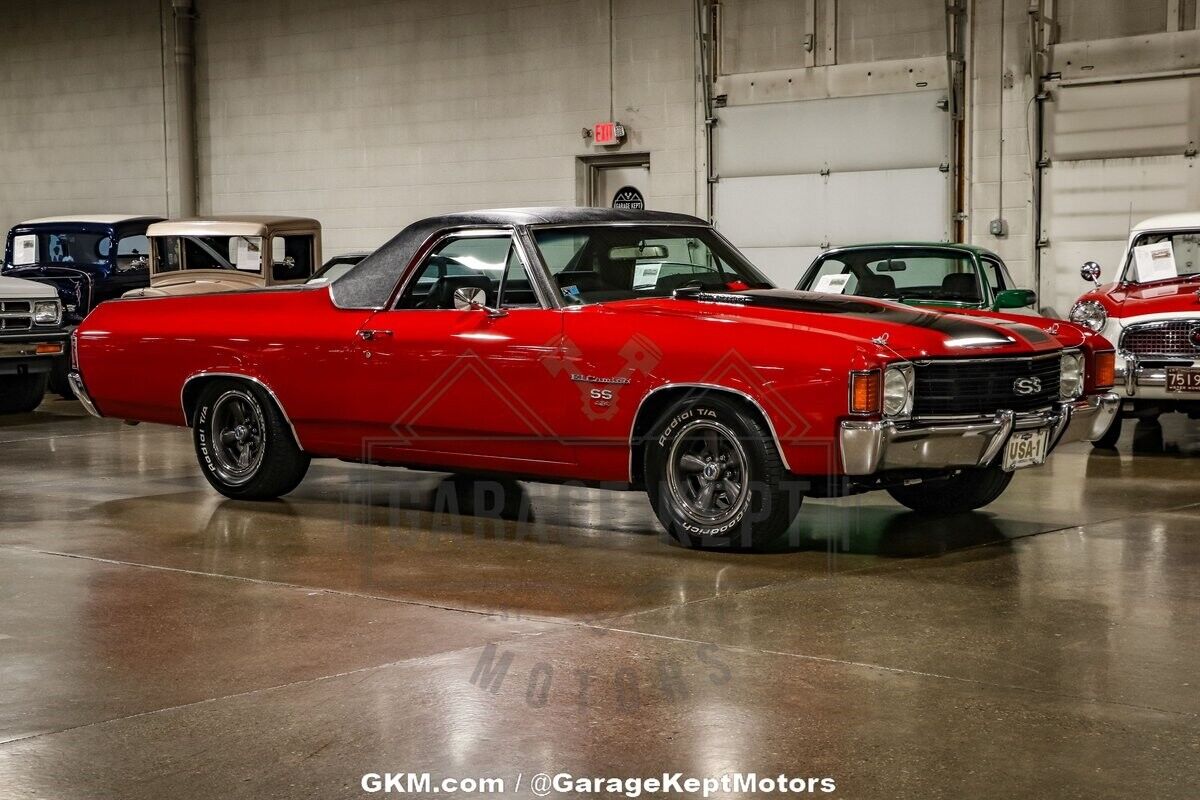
<box><xmin>1002</xmin><ymin>427</ymin><xmax>1049</xmax><ymax>471</ymax></box>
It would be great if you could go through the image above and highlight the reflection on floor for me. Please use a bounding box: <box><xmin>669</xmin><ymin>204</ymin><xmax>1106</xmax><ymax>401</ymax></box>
<box><xmin>1</xmin><ymin>400</ymin><xmax>1198</xmax><ymax>798</ymax></box>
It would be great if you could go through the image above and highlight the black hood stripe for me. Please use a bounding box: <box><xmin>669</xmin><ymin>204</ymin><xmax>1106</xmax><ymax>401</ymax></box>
<box><xmin>677</xmin><ymin>288</ymin><xmax>1052</xmax><ymax>347</ymax></box>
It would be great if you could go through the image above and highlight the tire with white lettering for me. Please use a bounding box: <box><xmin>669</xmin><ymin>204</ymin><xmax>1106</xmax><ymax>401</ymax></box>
<box><xmin>193</xmin><ymin>380</ymin><xmax>310</xmax><ymax>500</ymax></box>
<box><xmin>645</xmin><ymin>394</ymin><xmax>801</xmax><ymax>549</ymax></box>
<box><xmin>886</xmin><ymin>466</ymin><xmax>1013</xmax><ymax>513</ymax></box>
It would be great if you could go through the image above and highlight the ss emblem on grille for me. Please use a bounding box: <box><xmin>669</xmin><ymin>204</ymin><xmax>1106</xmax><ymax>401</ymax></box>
<box><xmin>1013</xmin><ymin>376</ymin><xmax>1042</xmax><ymax>395</ymax></box>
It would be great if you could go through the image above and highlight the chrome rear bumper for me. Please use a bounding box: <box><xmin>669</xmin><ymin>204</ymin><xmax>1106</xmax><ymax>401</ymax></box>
<box><xmin>839</xmin><ymin>392</ymin><xmax>1120</xmax><ymax>475</ymax></box>
<box><xmin>68</xmin><ymin>371</ymin><xmax>103</xmax><ymax>418</ymax></box>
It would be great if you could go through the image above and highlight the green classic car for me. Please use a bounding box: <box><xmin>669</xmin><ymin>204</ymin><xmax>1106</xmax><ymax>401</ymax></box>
<box><xmin>795</xmin><ymin>243</ymin><xmax>1037</xmax><ymax>312</ymax></box>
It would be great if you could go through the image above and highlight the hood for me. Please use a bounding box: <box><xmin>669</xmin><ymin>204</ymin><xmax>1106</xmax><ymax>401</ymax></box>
<box><xmin>2</xmin><ymin>265</ymin><xmax>94</xmax><ymax>315</ymax></box>
<box><xmin>630</xmin><ymin>289</ymin><xmax>1062</xmax><ymax>360</ymax></box>
<box><xmin>0</xmin><ymin>274</ymin><xmax>59</xmax><ymax>300</ymax></box>
<box><xmin>1091</xmin><ymin>279</ymin><xmax>1200</xmax><ymax>317</ymax></box>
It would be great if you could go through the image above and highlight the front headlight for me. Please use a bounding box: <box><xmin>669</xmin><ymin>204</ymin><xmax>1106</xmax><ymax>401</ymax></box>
<box><xmin>1060</xmin><ymin>351</ymin><xmax>1085</xmax><ymax>400</ymax></box>
<box><xmin>882</xmin><ymin>365</ymin><xmax>914</xmax><ymax>417</ymax></box>
<box><xmin>33</xmin><ymin>300</ymin><xmax>61</xmax><ymax>326</ymax></box>
<box><xmin>1068</xmin><ymin>300</ymin><xmax>1107</xmax><ymax>332</ymax></box>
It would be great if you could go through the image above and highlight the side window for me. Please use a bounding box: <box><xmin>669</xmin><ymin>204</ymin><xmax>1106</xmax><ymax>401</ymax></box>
<box><xmin>981</xmin><ymin>257</ymin><xmax>1007</xmax><ymax>292</ymax></box>
<box><xmin>271</xmin><ymin>235</ymin><xmax>314</xmax><ymax>282</ymax></box>
<box><xmin>116</xmin><ymin>235</ymin><xmax>150</xmax><ymax>272</ymax></box>
<box><xmin>396</xmin><ymin>234</ymin><xmax>525</xmax><ymax>310</ymax></box>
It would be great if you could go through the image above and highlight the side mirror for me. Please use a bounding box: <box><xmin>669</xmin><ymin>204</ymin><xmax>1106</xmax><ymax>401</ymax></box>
<box><xmin>1080</xmin><ymin>261</ymin><xmax>1102</xmax><ymax>285</ymax></box>
<box><xmin>452</xmin><ymin>286</ymin><xmax>507</xmax><ymax>318</ymax></box>
<box><xmin>993</xmin><ymin>288</ymin><xmax>1037</xmax><ymax>309</ymax></box>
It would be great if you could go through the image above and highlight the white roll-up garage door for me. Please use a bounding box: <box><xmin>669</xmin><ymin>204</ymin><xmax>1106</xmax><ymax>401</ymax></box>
<box><xmin>1038</xmin><ymin>77</ymin><xmax>1200</xmax><ymax>316</ymax></box>
<box><xmin>713</xmin><ymin>90</ymin><xmax>952</xmax><ymax>286</ymax></box>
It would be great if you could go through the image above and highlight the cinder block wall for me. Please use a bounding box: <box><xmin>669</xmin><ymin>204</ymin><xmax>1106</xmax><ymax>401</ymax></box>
<box><xmin>194</xmin><ymin>0</ymin><xmax>699</xmax><ymax>257</ymax></box>
<box><xmin>0</xmin><ymin>0</ymin><xmax>169</xmax><ymax>234</ymax></box>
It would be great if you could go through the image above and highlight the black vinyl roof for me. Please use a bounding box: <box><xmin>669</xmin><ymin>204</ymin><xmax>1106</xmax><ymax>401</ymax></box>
<box><xmin>329</xmin><ymin>206</ymin><xmax>708</xmax><ymax>309</ymax></box>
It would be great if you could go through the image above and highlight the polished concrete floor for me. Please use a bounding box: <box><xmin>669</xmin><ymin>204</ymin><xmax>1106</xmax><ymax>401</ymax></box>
<box><xmin>0</xmin><ymin>400</ymin><xmax>1198</xmax><ymax>798</ymax></box>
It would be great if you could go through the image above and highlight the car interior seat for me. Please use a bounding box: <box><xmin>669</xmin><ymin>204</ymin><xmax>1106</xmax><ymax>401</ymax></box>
<box><xmin>857</xmin><ymin>273</ymin><xmax>897</xmax><ymax>298</ymax></box>
<box><xmin>940</xmin><ymin>272</ymin><xmax>980</xmax><ymax>301</ymax></box>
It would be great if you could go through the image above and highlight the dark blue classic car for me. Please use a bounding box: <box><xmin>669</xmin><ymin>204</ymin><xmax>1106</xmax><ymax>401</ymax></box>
<box><xmin>3</xmin><ymin>215</ymin><xmax>164</xmax><ymax>395</ymax></box>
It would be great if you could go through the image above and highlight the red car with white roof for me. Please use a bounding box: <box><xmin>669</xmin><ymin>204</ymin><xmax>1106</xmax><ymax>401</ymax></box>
<box><xmin>1069</xmin><ymin>213</ymin><xmax>1200</xmax><ymax>448</ymax></box>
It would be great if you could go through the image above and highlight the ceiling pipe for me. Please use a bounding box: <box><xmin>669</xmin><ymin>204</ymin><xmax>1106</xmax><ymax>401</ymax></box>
<box><xmin>171</xmin><ymin>0</ymin><xmax>198</xmax><ymax>217</ymax></box>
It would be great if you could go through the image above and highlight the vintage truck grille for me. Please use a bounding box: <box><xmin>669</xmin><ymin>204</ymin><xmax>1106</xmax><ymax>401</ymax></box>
<box><xmin>0</xmin><ymin>300</ymin><xmax>33</xmax><ymax>332</ymax></box>
<box><xmin>913</xmin><ymin>354</ymin><xmax>1061</xmax><ymax>416</ymax></box>
<box><xmin>1120</xmin><ymin>320</ymin><xmax>1200</xmax><ymax>361</ymax></box>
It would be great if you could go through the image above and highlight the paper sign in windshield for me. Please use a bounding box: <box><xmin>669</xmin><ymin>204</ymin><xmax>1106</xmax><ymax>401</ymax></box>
<box><xmin>632</xmin><ymin>263</ymin><xmax>662</xmax><ymax>289</ymax></box>
<box><xmin>1133</xmin><ymin>241</ymin><xmax>1177</xmax><ymax>283</ymax></box>
<box><xmin>13</xmin><ymin>235</ymin><xmax>37</xmax><ymax>265</ymax></box>
<box><xmin>813</xmin><ymin>274</ymin><xmax>851</xmax><ymax>294</ymax></box>
<box><xmin>236</xmin><ymin>237</ymin><xmax>263</xmax><ymax>272</ymax></box>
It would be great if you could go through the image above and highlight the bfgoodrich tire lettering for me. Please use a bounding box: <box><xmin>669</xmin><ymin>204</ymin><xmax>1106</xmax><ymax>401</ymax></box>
<box><xmin>645</xmin><ymin>394</ymin><xmax>801</xmax><ymax>549</ymax></box>
<box><xmin>192</xmin><ymin>379</ymin><xmax>310</xmax><ymax>500</ymax></box>
<box><xmin>886</xmin><ymin>465</ymin><xmax>1014</xmax><ymax>514</ymax></box>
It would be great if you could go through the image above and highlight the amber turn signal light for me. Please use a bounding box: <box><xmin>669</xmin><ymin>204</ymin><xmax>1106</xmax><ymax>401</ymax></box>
<box><xmin>850</xmin><ymin>371</ymin><xmax>881</xmax><ymax>414</ymax></box>
<box><xmin>36</xmin><ymin>343</ymin><xmax>63</xmax><ymax>356</ymax></box>
<box><xmin>1094</xmin><ymin>351</ymin><xmax>1116</xmax><ymax>389</ymax></box>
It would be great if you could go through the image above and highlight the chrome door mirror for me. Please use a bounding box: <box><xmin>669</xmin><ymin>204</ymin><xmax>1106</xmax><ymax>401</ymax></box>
<box><xmin>1080</xmin><ymin>261</ymin><xmax>1102</xmax><ymax>285</ymax></box>
<box><xmin>452</xmin><ymin>286</ymin><xmax>507</xmax><ymax>318</ymax></box>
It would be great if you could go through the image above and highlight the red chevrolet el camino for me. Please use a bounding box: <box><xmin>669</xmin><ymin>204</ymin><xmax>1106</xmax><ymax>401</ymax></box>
<box><xmin>70</xmin><ymin>208</ymin><xmax>1119</xmax><ymax>548</ymax></box>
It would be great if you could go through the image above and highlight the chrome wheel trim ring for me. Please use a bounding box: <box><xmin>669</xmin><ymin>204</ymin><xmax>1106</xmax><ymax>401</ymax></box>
<box><xmin>665</xmin><ymin>418</ymin><xmax>750</xmax><ymax>529</ymax></box>
<box><xmin>209</xmin><ymin>389</ymin><xmax>267</xmax><ymax>486</ymax></box>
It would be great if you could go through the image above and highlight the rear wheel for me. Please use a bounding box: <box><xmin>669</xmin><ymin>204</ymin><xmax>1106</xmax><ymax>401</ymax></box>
<box><xmin>0</xmin><ymin>374</ymin><xmax>48</xmax><ymax>414</ymax></box>
<box><xmin>645</xmin><ymin>394</ymin><xmax>801</xmax><ymax>549</ymax></box>
<box><xmin>193</xmin><ymin>380</ymin><xmax>310</xmax><ymax>500</ymax></box>
<box><xmin>1091</xmin><ymin>413</ymin><xmax>1123</xmax><ymax>450</ymax></box>
<box><xmin>886</xmin><ymin>466</ymin><xmax>1014</xmax><ymax>514</ymax></box>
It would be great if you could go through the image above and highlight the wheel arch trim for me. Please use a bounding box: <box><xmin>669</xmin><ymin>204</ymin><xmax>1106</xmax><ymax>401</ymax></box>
<box><xmin>180</xmin><ymin>371</ymin><xmax>304</xmax><ymax>451</ymax></box>
<box><xmin>628</xmin><ymin>382</ymin><xmax>793</xmax><ymax>483</ymax></box>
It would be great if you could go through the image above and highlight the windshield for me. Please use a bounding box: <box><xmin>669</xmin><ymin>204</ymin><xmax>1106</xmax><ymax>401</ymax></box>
<box><xmin>799</xmin><ymin>248</ymin><xmax>984</xmax><ymax>304</ymax></box>
<box><xmin>532</xmin><ymin>225</ymin><xmax>772</xmax><ymax>305</ymax></box>
<box><xmin>9</xmin><ymin>230</ymin><xmax>112</xmax><ymax>267</ymax></box>
<box><xmin>1119</xmin><ymin>230</ymin><xmax>1200</xmax><ymax>284</ymax></box>
<box><xmin>154</xmin><ymin>235</ymin><xmax>260</xmax><ymax>274</ymax></box>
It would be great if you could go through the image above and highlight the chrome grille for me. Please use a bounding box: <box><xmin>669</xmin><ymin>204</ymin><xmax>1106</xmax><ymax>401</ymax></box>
<box><xmin>914</xmin><ymin>354</ymin><xmax>1061</xmax><ymax>416</ymax></box>
<box><xmin>1120</xmin><ymin>320</ymin><xmax>1200</xmax><ymax>360</ymax></box>
<box><xmin>0</xmin><ymin>300</ymin><xmax>33</xmax><ymax>331</ymax></box>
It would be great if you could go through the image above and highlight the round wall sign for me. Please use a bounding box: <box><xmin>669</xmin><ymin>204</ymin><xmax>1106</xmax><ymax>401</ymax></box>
<box><xmin>612</xmin><ymin>186</ymin><xmax>645</xmax><ymax>210</ymax></box>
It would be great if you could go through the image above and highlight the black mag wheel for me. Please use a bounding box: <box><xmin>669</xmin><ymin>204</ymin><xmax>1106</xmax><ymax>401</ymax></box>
<box><xmin>208</xmin><ymin>388</ymin><xmax>267</xmax><ymax>486</ymax></box>
<box><xmin>666</xmin><ymin>419</ymin><xmax>751</xmax><ymax>530</ymax></box>
<box><xmin>193</xmin><ymin>380</ymin><xmax>310</xmax><ymax>500</ymax></box>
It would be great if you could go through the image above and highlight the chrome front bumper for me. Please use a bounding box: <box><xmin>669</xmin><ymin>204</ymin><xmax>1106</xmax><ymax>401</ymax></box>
<box><xmin>1114</xmin><ymin>353</ymin><xmax>1200</xmax><ymax>400</ymax></box>
<box><xmin>839</xmin><ymin>392</ymin><xmax>1120</xmax><ymax>476</ymax></box>
<box><xmin>68</xmin><ymin>371</ymin><xmax>103</xmax><ymax>418</ymax></box>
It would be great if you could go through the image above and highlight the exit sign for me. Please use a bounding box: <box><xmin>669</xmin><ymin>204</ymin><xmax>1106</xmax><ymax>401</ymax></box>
<box><xmin>593</xmin><ymin>121</ymin><xmax>625</xmax><ymax>146</ymax></box>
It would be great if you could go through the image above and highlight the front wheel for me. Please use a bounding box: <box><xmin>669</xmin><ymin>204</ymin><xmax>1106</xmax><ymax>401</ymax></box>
<box><xmin>645</xmin><ymin>395</ymin><xmax>801</xmax><ymax>549</ymax></box>
<box><xmin>886</xmin><ymin>466</ymin><xmax>1014</xmax><ymax>514</ymax></box>
<box><xmin>48</xmin><ymin>357</ymin><xmax>75</xmax><ymax>399</ymax></box>
<box><xmin>193</xmin><ymin>380</ymin><xmax>310</xmax><ymax>500</ymax></box>
<box><xmin>0</xmin><ymin>373</ymin><xmax>48</xmax><ymax>414</ymax></box>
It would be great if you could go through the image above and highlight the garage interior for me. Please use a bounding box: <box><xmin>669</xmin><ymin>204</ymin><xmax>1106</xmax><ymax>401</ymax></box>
<box><xmin>3</xmin><ymin>1</ymin><xmax>1200</xmax><ymax>798</ymax></box>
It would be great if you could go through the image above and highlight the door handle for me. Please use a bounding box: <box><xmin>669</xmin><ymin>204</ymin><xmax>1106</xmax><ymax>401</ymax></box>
<box><xmin>357</xmin><ymin>329</ymin><xmax>393</xmax><ymax>341</ymax></box>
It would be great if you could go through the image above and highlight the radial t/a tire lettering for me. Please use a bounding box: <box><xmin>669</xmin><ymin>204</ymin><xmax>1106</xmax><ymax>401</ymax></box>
<box><xmin>192</xmin><ymin>379</ymin><xmax>310</xmax><ymax>500</ymax></box>
<box><xmin>644</xmin><ymin>394</ymin><xmax>801</xmax><ymax>550</ymax></box>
